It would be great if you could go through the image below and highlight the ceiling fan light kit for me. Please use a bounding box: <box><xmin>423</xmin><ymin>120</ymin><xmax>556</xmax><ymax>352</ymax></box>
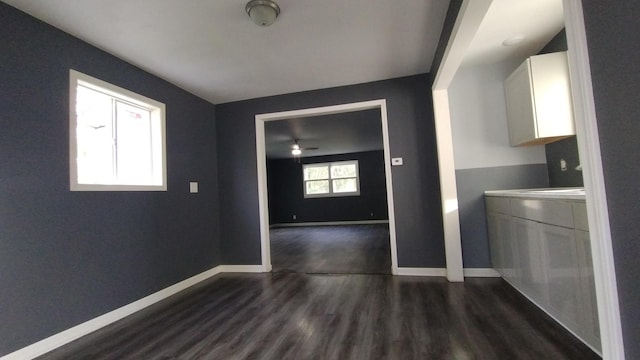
<box><xmin>245</xmin><ymin>0</ymin><xmax>280</xmax><ymax>27</ymax></box>
<box><xmin>291</xmin><ymin>140</ymin><xmax>302</xmax><ymax>156</ymax></box>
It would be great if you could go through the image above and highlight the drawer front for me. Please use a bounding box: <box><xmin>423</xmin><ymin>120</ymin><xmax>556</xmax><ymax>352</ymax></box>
<box><xmin>486</xmin><ymin>196</ymin><xmax>511</xmax><ymax>215</ymax></box>
<box><xmin>511</xmin><ymin>198</ymin><xmax>574</xmax><ymax>228</ymax></box>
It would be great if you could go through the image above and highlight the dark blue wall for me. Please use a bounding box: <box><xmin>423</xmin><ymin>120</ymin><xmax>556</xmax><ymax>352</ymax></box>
<box><xmin>582</xmin><ymin>1</ymin><xmax>640</xmax><ymax>357</ymax></box>
<box><xmin>430</xmin><ymin>0</ymin><xmax>463</xmax><ymax>76</ymax></box>
<box><xmin>0</xmin><ymin>4</ymin><xmax>220</xmax><ymax>356</ymax></box>
<box><xmin>538</xmin><ymin>29</ymin><xmax>584</xmax><ymax>188</ymax></box>
<box><xmin>545</xmin><ymin>136</ymin><xmax>583</xmax><ymax>187</ymax></box>
<box><xmin>267</xmin><ymin>151</ymin><xmax>389</xmax><ymax>224</ymax></box>
<box><xmin>216</xmin><ymin>74</ymin><xmax>445</xmax><ymax>267</ymax></box>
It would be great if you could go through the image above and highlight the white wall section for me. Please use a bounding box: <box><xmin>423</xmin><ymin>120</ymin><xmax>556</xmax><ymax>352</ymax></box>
<box><xmin>448</xmin><ymin>62</ymin><xmax>547</xmax><ymax>170</ymax></box>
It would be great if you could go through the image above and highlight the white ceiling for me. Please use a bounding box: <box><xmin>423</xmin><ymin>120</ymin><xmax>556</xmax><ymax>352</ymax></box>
<box><xmin>461</xmin><ymin>0</ymin><xmax>564</xmax><ymax>67</ymax></box>
<box><xmin>2</xmin><ymin>0</ymin><xmax>449</xmax><ymax>104</ymax></box>
<box><xmin>3</xmin><ymin>0</ymin><xmax>565</xmax><ymax>158</ymax></box>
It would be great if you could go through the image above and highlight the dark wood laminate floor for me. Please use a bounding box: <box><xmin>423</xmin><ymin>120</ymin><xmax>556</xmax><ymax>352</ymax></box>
<box><xmin>38</xmin><ymin>273</ymin><xmax>600</xmax><ymax>360</ymax></box>
<box><xmin>269</xmin><ymin>224</ymin><xmax>391</xmax><ymax>274</ymax></box>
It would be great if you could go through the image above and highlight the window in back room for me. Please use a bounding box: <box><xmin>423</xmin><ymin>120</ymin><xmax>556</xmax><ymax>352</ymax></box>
<box><xmin>303</xmin><ymin>160</ymin><xmax>360</xmax><ymax>198</ymax></box>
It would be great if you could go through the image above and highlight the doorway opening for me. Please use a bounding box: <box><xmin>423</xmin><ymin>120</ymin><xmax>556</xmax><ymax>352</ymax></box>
<box><xmin>255</xmin><ymin>100</ymin><xmax>399</xmax><ymax>275</ymax></box>
<box><xmin>431</xmin><ymin>1</ymin><xmax>623</xmax><ymax>358</ymax></box>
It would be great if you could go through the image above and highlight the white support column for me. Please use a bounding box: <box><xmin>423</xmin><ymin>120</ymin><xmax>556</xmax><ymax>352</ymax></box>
<box><xmin>432</xmin><ymin>89</ymin><xmax>464</xmax><ymax>282</ymax></box>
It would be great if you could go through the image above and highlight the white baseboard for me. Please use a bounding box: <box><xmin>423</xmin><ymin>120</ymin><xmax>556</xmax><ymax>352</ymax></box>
<box><xmin>396</xmin><ymin>267</ymin><xmax>447</xmax><ymax>277</ymax></box>
<box><xmin>395</xmin><ymin>267</ymin><xmax>501</xmax><ymax>278</ymax></box>
<box><xmin>0</xmin><ymin>264</ymin><xmax>264</xmax><ymax>360</ymax></box>
<box><xmin>216</xmin><ymin>265</ymin><xmax>264</xmax><ymax>273</ymax></box>
<box><xmin>463</xmin><ymin>268</ymin><xmax>501</xmax><ymax>277</ymax></box>
<box><xmin>2</xmin><ymin>264</ymin><xmax>502</xmax><ymax>359</ymax></box>
<box><xmin>270</xmin><ymin>220</ymin><xmax>389</xmax><ymax>228</ymax></box>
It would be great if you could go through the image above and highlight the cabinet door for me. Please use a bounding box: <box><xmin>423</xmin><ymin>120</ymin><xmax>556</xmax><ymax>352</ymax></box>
<box><xmin>487</xmin><ymin>212</ymin><xmax>505</xmax><ymax>274</ymax></box>
<box><xmin>541</xmin><ymin>224</ymin><xmax>582</xmax><ymax>331</ymax></box>
<box><xmin>529</xmin><ymin>52</ymin><xmax>575</xmax><ymax>139</ymax></box>
<box><xmin>513</xmin><ymin>218</ymin><xmax>547</xmax><ymax>307</ymax></box>
<box><xmin>498</xmin><ymin>214</ymin><xmax>519</xmax><ymax>286</ymax></box>
<box><xmin>487</xmin><ymin>211</ymin><xmax>516</xmax><ymax>282</ymax></box>
<box><xmin>505</xmin><ymin>60</ymin><xmax>536</xmax><ymax>146</ymax></box>
<box><xmin>575</xmin><ymin>230</ymin><xmax>601</xmax><ymax>352</ymax></box>
<box><xmin>504</xmin><ymin>52</ymin><xmax>575</xmax><ymax>146</ymax></box>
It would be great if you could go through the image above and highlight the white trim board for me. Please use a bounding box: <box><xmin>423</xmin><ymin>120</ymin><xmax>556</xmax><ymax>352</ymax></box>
<box><xmin>216</xmin><ymin>265</ymin><xmax>264</xmax><ymax>273</ymax></box>
<box><xmin>0</xmin><ymin>265</ymin><xmax>264</xmax><ymax>360</ymax></box>
<box><xmin>463</xmin><ymin>268</ymin><xmax>501</xmax><ymax>278</ymax></box>
<box><xmin>431</xmin><ymin>0</ymin><xmax>493</xmax><ymax>283</ymax></box>
<box><xmin>396</xmin><ymin>268</ymin><xmax>501</xmax><ymax>278</ymax></box>
<box><xmin>254</xmin><ymin>99</ymin><xmax>400</xmax><ymax>276</ymax></box>
<box><xmin>563</xmin><ymin>1</ymin><xmax>624</xmax><ymax>358</ymax></box>
<box><xmin>396</xmin><ymin>268</ymin><xmax>447</xmax><ymax>277</ymax></box>
<box><xmin>270</xmin><ymin>220</ymin><xmax>389</xmax><ymax>228</ymax></box>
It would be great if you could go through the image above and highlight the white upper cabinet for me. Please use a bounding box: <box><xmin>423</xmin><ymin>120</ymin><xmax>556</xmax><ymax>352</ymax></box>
<box><xmin>504</xmin><ymin>51</ymin><xmax>576</xmax><ymax>146</ymax></box>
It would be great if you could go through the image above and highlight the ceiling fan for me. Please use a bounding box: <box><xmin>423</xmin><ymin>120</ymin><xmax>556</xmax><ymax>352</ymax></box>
<box><xmin>291</xmin><ymin>139</ymin><xmax>318</xmax><ymax>156</ymax></box>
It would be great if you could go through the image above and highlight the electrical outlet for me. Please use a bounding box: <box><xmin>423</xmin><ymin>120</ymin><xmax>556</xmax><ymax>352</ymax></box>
<box><xmin>292</xmin><ymin>215</ymin><xmax>297</xmax><ymax>220</ymax></box>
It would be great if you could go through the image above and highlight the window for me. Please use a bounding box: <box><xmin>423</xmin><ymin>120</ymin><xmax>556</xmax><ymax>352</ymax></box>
<box><xmin>303</xmin><ymin>160</ymin><xmax>360</xmax><ymax>198</ymax></box>
<box><xmin>69</xmin><ymin>70</ymin><xmax>166</xmax><ymax>191</ymax></box>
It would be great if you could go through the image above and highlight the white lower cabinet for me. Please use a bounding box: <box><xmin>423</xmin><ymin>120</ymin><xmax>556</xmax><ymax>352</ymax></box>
<box><xmin>575</xmin><ymin>229</ymin><xmax>601</xmax><ymax>349</ymax></box>
<box><xmin>489</xmin><ymin>213</ymin><xmax>520</xmax><ymax>286</ymax></box>
<box><xmin>540</xmin><ymin>224</ymin><xmax>583</xmax><ymax>332</ymax></box>
<box><xmin>485</xmin><ymin>196</ymin><xmax>600</xmax><ymax>353</ymax></box>
<box><xmin>513</xmin><ymin>218</ymin><xmax>547</xmax><ymax>306</ymax></box>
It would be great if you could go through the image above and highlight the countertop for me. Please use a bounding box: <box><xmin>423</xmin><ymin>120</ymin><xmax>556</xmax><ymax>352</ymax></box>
<box><xmin>484</xmin><ymin>187</ymin><xmax>585</xmax><ymax>200</ymax></box>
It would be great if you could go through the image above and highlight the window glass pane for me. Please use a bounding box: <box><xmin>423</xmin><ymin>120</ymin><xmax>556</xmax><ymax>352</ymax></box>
<box><xmin>76</xmin><ymin>85</ymin><xmax>115</xmax><ymax>184</ymax></box>
<box><xmin>331</xmin><ymin>163</ymin><xmax>357</xmax><ymax>179</ymax></box>
<box><xmin>115</xmin><ymin>101</ymin><xmax>153</xmax><ymax>184</ymax></box>
<box><xmin>306</xmin><ymin>180</ymin><xmax>329</xmax><ymax>194</ymax></box>
<box><xmin>304</xmin><ymin>166</ymin><xmax>329</xmax><ymax>181</ymax></box>
<box><xmin>333</xmin><ymin>178</ymin><xmax>357</xmax><ymax>193</ymax></box>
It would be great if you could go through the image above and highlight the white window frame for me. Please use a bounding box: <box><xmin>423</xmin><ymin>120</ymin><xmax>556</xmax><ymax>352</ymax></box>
<box><xmin>303</xmin><ymin>160</ymin><xmax>360</xmax><ymax>198</ymax></box>
<box><xmin>69</xmin><ymin>69</ymin><xmax>167</xmax><ymax>191</ymax></box>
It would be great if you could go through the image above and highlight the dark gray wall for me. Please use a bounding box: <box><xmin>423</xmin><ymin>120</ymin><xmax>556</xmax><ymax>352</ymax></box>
<box><xmin>545</xmin><ymin>137</ymin><xmax>584</xmax><ymax>187</ymax></box>
<box><xmin>0</xmin><ymin>4</ymin><xmax>220</xmax><ymax>356</ymax></box>
<box><xmin>456</xmin><ymin>164</ymin><xmax>549</xmax><ymax>268</ymax></box>
<box><xmin>538</xmin><ymin>29</ymin><xmax>584</xmax><ymax>188</ymax></box>
<box><xmin>430</xmin><ymin>0</ymin><xmax>464</xmax><ymax>77</ymax></box>
<box><xmin>267</xmin><ymin>151</ymin><xmax>388</xmax><ymax>224</ymax></box>
<box><xmin>582</xmin><ymin>1</ymin><xmax>640</xmax><ymax>357</ymax></box>
<box><xmin>539</xmin><ymin>28</ymin><xmax>568</xmax><ymax>54</ymax></box>
<box><xmin>216</xmin><ymin>74</ymin><xmax>445</xmax><ymax>267</ymax></box>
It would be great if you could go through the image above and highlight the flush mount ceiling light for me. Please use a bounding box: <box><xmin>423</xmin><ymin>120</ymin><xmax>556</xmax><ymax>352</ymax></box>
<box><xmin>502</xmin><ymin>36</ymin><xmax>525</xmax><ymax>46</ymax></box>
<box><xmin>246</xmin><ymin>0</ymin><xmax>280</xmax><ymax>27</ymax></box>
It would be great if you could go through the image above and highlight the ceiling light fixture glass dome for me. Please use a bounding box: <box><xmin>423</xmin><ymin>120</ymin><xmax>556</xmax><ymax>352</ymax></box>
<box><xmin>291</xmin><ymin>143</ymin><xmax>301</xmax><ymax>156</ymax></box>
<box><xmin>246</xmin><ymin>0</ymin><xmax>280</xmax><ymax>27</ymax></box>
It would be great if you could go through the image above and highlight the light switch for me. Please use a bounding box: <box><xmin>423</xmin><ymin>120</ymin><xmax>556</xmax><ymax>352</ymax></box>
<box><xmin>190</xmin><ymin>182</ymin><xmax>198</xmax><ymax>193</ymax></box>
<box><xmin>391</xmin><ymin>157</ymin><xmax>403</xmax><ymax>166</ymax></box>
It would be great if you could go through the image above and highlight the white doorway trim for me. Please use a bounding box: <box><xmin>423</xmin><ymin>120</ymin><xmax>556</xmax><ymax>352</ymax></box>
<box><xmin>431</xmin><ymin>0</ymin><xmax>493</xmax><ymax>283</ymax></box>
<box><xmin>563</xmin><ymin>1</ymin><xmax>624</xmax><ymax>358</ymax></box>
<box><xmin>254</xmin><ymin>99</ymin><xmax>399</xmax><ymax>275</ymax></box>
<box><xmin>431</xmin><ymin>0</ymin><xmax>624</xmax><ymax>358</ymax></box>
